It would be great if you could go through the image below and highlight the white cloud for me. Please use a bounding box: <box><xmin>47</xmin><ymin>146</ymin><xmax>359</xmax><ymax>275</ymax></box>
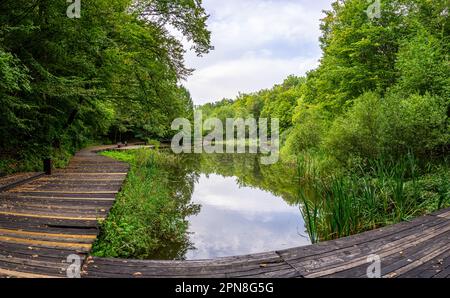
<box><xmin>186</xmin><ymin>55</ymin><xmax>319</xmax><ymax>103</ymax></box>
<box><xmin>210</xmin><ymin>2</ymin><xmax>320</xmax><ymax>48</ymax></box>
<box><xmin>183</xmin><ymin>0</ymin><xmax>334</xmax><ymax>104</ymax></box>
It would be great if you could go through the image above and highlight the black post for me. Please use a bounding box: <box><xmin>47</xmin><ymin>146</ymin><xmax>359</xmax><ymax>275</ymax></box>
<box><xmin>43</xmin><ymin>158</ymin><xmax>52</xmax><ymax>175</ymax></box>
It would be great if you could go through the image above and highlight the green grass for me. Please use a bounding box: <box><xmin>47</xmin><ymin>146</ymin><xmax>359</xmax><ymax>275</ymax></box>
<box><xmin>91</xmin><ymin>149</ymin><xmax>199</xmax><ymax>260</ymax></box>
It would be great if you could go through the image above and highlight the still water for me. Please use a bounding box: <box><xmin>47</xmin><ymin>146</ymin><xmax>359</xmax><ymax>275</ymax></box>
<box><xmin>186</xmin><ymin>174</ymin><xmax>310</xmax><ymax>259</ymax></box>
<box><xmin>165</xmin><ymin>153</ymin><xmax>311</xmax><ymax>260</ymax></box>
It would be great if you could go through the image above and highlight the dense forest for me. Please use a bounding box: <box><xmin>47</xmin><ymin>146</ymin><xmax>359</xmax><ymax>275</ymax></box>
<box><xmin>0</xmin><ymin>0</ymin><xmax>211</xmax><ymax>175</ymax></box>
<box><xmin>201</xmin><ymin>0</ymin><xmax>449</xmax><ymax>165</ymax></box>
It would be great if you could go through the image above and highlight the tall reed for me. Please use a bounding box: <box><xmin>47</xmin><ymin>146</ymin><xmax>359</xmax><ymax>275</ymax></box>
<box><xmin>297</xmin><ymin>152</ymin><xmax>427</xmax><ymax>243</ymax></box>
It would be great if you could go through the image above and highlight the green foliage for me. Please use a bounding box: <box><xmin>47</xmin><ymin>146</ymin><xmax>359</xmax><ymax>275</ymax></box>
<box><xmin>0</xmin><ymin>0</ymin><xmax>210</xmax><ymax>173</ymax></box>
<box><xmin>260</xmin><ymin>76</ymin><xmax>306</xmax><ymax>132</ymax></box>
<box><xmin>283</xmin><ymin>102</ymin><xmax>329</xmax><ymax>156</ymax></box>
<box><xmin>0</xmin><ymin>48</ymin><xmax>30</xmax><ymax>92</ymax></box>
<box><xmin>395</xmin><ymin>30</ymin><xmax>449</xmax><ymax>97</ymax></box>
<box><xmin>299</xmin><ymin>154</ymin><xmax>450</xmax><ymax>242</ymax></box>
<box><xmin>382</xmin><ymin>92</ymin><xmax>449</xmax><ymax>157</ymax></box>
<box><xmin>1</xmin><ymin>0</ymin><xmax>448</xmax><ymax>249</ymax></box>
<box><xmin>324</xmin><ymin>91</ymin><xmax>448</xmax><ymax>163</ymax></box>
<box><xmin>324</xmin><ymin>92</ymin><xmax>385</xmax><ymax>162</ymax></box>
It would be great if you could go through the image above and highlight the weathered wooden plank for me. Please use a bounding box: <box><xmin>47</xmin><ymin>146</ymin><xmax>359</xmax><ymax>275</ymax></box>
<box><xmin>300</xmin><ymin>220</ymin><xmax>450</xmax><ymax>278</ymax></box>
<box><xmin>0</xmin><ymin>201</ymin><xmax>110</xmax><ymax>211</ymax></box>
<box><xmin>2</xmin><ymin>191</ymin><xmax>117</xmax><ymax>199</ymax></box>
<box><xmin>430</xmin><ymin>208</ymin><xmax>450</xmax><ymax>217</ymax></box>
<box><xmin>90</xmin><ymin>251</ymin><xmax>281</xmax><ymax>268</ymax></box>
<box><xmin>326</xmin><ymin>231</ymin><xmax>450</xmax><ymax>278</ymax></box>
<box><xmin>0</xmin><ymin>267</ymin><xmax>58</xmax><ymax>278</ymax></box>
<box><xmin>0</xmin><ymin>228</ymin><xmax>96</xmax><ymax>240</ymax></box>
<box><xmin>27</xmin><ymin>182</ymin><xmax>124</xmax><ymax>188</ymax></box>
<box><xmin>84</xmin><ymin>257</ymin><xmax>299</xmax><ymax>278</ymax></box>
<box><xmin>0</xmin><ymin>214</ymin><xmax>100</xmax><ymax>229</ymax></box>
<box><xmin>0</xmin><ymin>211</ymin><xmax>102</xmax><ymax>221</ymax></box>
<box><xmin>0</xmin><ymin>235</ymin><xmax>92</xmax><ymax>251</ymax></box>
<box><xmin>0</xmin><ymin>220</ymin><xmax>99</xmax><ymax>235</ymax></box>
<box><xmin>83</xmin><ymin>269</ymin><xmax>227</xmax><ymax>278</ymax></box>
<box><xmin>0</xmin><ymin>260</ymin><xmax>67</xmax><ymax>277</ymax></box>
<box><xmin>0</xmin><ymin>248</ymin><xmax>85</xmax><ymax>267</ymax></box>
<box><xmin>383</xmin><ymin>240</ymin><xmax>450</xmax><ymax>278</ymax></box>
<box><xmin>224</xmin><ymin>264</ymin><xmax>297</xmax><ymax>278</ymax></box>
<box><xmin>34</xmin><ymin>190</ymin><xmax>120</xmax><ymax>196</ymax></box>
<box><xmin>0</xmin><ymin>204</ymin><xmax>111</xmax><ymax>214</ymax></box>
<box><xmin>433</xmin><ymin>262</ymin><xmax>450</xmax><ymax>278</ymax></box>
<box><xmin>0</xmin><ymin>242</ymin><xmax>88</xmax><ymax>259</ymax></box>
<box><xmin>0</xmin><ymin>146</ymin><xmax>124</xmax><ymax>278</ymax></box>
<box><xmin>382</xmin><ymin>233</ymin><xmax>450</xmax><ymax>276</ymax></box>
<box><xmin>86</xmin><ymin>258</ymin><xmax>288</xmax><ymax>277</ymax></box>
<box><xmin>0</xmin><ymin>255</ymin><xmax>70</xmax><ymax>271</ymax></box>
<box><xmin>437</xmin><ymin>211</ymin><xmax>450</xmax><ymax>220</ymax></box>
<box><xmin>0</xmin><ymin>173</ymin><xmax>45</xmax><ymax>193</ymax></box>
<box><xmin>394</xmin><ymin>240</ymin><xmax>450</xmax><ymax>278</ymax></box>
<box><xmin>278</xmin><ymin>216</ymin><xmax>448</xmax><ymax>276</ymax></box>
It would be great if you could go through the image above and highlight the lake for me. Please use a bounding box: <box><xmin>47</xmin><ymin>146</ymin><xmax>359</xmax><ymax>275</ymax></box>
<box><xmin>162</xmin><ymin>152</ymin><xmax>311</xmax><ymax>260</ymax></box>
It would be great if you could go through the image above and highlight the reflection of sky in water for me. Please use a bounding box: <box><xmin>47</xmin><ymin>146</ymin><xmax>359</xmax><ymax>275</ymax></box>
<box><xmin>185</xmin><ymin>174</ymin><xmax>310</xmax><ymax>260</ymax></box>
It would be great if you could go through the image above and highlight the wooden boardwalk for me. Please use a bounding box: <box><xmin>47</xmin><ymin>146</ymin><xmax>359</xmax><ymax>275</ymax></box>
<box><xmin>0</xmin><ymin>147</ymin><xmax>128</xmax><ymax>278</ymax></box>
<box><xmin>0</xmin><ymin>146</ymin><xmax>449</xmax><ymax>278</ymax></box>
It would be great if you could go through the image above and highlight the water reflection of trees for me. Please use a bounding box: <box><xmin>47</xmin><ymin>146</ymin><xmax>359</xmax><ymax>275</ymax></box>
<box><xmin>159</xmin><ymin>152</ymin><xmax>302</xmax><ymax>259</ymax></box>
<box><xmin>174</xmin><ymin>153</ymin><xmax>299</xmax><ymax>205</ymax></box>
<box><xmin>209</xmin><ymin>154</ymin><xmax>299</xmax><ymax>204</ymax></box>
<box><xmin>153</xmin><ymin>156</ymin><xmax>201</xmax><ymax>260</ymax></box>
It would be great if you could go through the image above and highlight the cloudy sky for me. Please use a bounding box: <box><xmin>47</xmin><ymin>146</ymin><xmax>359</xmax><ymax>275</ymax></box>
<box><xmin>182</xmin><ymin>0</ymin><xmax>334</xmax><ymax>105</ymax></box>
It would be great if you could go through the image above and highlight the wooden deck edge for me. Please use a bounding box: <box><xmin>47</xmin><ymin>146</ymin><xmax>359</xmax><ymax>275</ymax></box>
<box><xmin>429</xmin><ymin>208</ymin><xmax>450</xmax><ymax>219</ymax></box>
<box><xmin>83</xmin><ymin>207</ymin><xmax>450</xmax><ymax>278</ymax></box>
<box><xmin>0</xmin><ymin>173</ymin><xmax>45</xmax><ymax>193</ymax></box>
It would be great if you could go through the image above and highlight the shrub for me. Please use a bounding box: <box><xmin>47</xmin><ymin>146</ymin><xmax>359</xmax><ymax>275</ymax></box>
<box><xmin>323</xmin><ymin>91</ymin><xmax>449</xmax><ymax>164</ymax></box>
<box><xmin>324</xmin><ymin>92</ymin><xmax>384</xmax><ymax>163</ymax></box>
<box><xmin>382</xmin><ymin>92</ymin><xmax>449</xmax><ymax>158</ymax></box>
